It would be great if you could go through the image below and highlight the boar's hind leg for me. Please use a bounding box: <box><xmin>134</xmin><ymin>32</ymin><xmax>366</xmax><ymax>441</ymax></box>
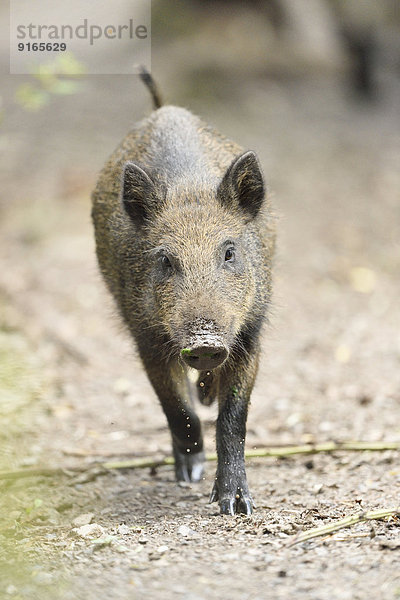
<box><xmin>141</xmin><ymin>357</ymin><xmax>205</xmax><ymax>483</ymax></box>
<box><xmin>210</xmin><ymin>351</ymin><xmax>259</xmax><ymax>516</ymax></box>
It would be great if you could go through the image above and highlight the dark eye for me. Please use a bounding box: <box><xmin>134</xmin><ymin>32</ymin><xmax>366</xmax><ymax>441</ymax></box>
<box><xmin>160</xmin><ymin>255</ymin><xmax>171</xmax><ymax>269</ymax></box>
<box><xmin>225</xmin><ymin>248</ymin><xmax>235</xmax><ymax>262</ymax></box>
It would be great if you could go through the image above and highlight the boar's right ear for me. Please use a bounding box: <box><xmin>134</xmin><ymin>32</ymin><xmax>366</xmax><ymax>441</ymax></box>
<box><xmin>218</xmin><ymin>151</ymin><xmax>265</xmax><ymax>220</ymax></box>
<box><xmin>121</xmin><ymin>162</ymin><xmax>156</xmax><ymax>225</ymax></box>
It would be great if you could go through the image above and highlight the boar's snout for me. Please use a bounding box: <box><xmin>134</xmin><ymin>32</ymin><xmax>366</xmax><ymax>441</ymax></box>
<box><xmin>178</xmin><ymin>319</ymin><xmax>230</xmax><ymax>370</ymax></box>
<box><xmin>181</xmin><ymin>343</ymin><xmax>228</xmax><ymax>370</ymax></box>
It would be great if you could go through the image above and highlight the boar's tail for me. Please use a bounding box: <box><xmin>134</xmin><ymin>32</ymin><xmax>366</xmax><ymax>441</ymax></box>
<box><xmin>138</xmin><ymin>65</ymin><xmax>163</xmax><ymax>109</ymax></box>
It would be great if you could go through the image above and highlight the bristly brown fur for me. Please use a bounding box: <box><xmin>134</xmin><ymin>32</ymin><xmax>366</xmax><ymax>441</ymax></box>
<box><xmin>91</xmin><ymin>99</ymin><xmax>276</xmax><ymax>516</ymax></box>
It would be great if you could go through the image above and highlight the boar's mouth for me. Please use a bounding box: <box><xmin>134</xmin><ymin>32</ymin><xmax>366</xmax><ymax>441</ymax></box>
<box><xmin>180</xmin><ymin>344</ymin><xmax>228</xmax><ymax>370</ymax></box>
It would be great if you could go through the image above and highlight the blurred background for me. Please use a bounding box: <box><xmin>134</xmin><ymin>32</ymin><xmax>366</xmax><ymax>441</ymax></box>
<box><xmin>0</xmin><ymin>0</ymin><xmax>400</xmax><ymax>498</ymax></box>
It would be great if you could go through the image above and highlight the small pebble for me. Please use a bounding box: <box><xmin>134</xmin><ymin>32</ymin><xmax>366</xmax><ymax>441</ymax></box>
<box><xmin>113</xmin><ymin>377</ymin><xmax>132</xmax><ymax>394</ymax></box>
<box><xmin>117</xmin><ymin>524</ymin><xmax>131</xmax><ymax>535</ymax></box>
<box><xmin>74</xmin><ymin>523</ymin><xmax>105</xmax><ymax>539</ymax></box>
<box><xmin>178</xmin><ymin>481</ymin><xmax>192</xmax><ymax>488</ymax></box>
<box><xmin>72</xmin><ymin>513</ymin><xmax>94</xmax><ymax>528</ymax></box>
<box><xmin>178</xmin><ymin>525</ymin><xmax>197</xmax><ymax>538</ymax></box>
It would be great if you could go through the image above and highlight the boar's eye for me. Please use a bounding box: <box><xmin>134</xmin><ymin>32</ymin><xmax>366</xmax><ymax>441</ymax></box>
<box><xmin>225</xmin><ymin>248</ymin><xmax>235</xmax><ymax>262</ymax></box>
<box><xmin>160</xmin><ymin>254</ymin><xmax>172</xmax><ymax>269</ymax></box>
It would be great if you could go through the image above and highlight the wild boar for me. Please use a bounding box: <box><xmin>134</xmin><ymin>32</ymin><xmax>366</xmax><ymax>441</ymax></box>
<box><xmin>91</xmin><ymin>70</ymin><xmax>275</xmax><ymax>514</ymax></box>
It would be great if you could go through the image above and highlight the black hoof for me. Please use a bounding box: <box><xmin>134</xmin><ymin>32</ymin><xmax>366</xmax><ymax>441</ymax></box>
<box><xmin>210</xmin><ymin>480</ymin><xmax>253</xmax><ymax>515</ymax></box>
<box><xmin>174</xmin><ymin>448</ymin><xmax>205</xmax><ymax>483</ymax></box>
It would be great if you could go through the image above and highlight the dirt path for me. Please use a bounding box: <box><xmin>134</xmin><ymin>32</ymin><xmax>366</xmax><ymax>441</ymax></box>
<box><xmin>1</xmin><ymin>7</ymin><xmax>400</xmax><ymax>598</ymax></box>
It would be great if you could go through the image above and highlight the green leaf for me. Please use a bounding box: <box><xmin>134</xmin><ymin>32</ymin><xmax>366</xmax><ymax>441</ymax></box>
<box><xmin>48</xmin><ymin>79</ymin><xmax>82</xmax><ymax>95</ymax></box>
<box><xmin>15</xmin><ymin>84</ymin><xmax>49</xmax><ymax>112</ymax></box>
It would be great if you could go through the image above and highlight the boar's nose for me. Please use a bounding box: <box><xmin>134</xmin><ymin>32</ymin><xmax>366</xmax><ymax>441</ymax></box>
<box><xmin>181</xmin><ymin>344</ymin><xmax>228</xmax><ymax>371</ymax></box>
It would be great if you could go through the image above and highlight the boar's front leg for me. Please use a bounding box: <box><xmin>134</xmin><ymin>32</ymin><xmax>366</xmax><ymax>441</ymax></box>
<box><xmin>141</xmin><ymin>355</ymin><xmax>205</xmax><ymax>483</ymax></box>
<box><xmin>210</xmin><ymin>351</ymin><xmax>259</xmax><ymax>515</ymax></box>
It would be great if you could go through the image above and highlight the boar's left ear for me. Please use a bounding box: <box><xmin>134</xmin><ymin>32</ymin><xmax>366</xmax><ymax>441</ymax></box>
<box><xmin>121</xmin><ymin>161</ymin><xmax>157</xmax><ymax>225</ymax></box>
<box><xmin>218</xmin><ymin>151</ymin><xmax>265</xmax><ymax>219</ymax></box>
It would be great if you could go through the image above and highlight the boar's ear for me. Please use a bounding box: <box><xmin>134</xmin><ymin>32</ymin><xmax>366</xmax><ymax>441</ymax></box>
<box><xmin>121</xmin><ymin>162</ymin><xmax>156</xmax><ymax>225</ymax></box>
<box><xmin>218</xmin><ymin>151</ymin><xmax>265</xmax><ymax>219</ymax></box>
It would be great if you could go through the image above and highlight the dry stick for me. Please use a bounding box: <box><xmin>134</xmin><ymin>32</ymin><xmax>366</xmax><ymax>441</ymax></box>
<box><xmin>103</xmin><ymin>441</ymin><xmax>400</xmax><ymax>470</ymax></box>
<box><xmin>288</xmin><ymin>508</ymin><xmax>400</xmax><ymax>547</ymax></box>
<box><xmin>1</xmin><ymin>440</ymin><xmax>399</xmax><ymax>481</ymax></box>
<box><xmin>0</xmin><ymin>467</ymin><xmax>69</xmax><ymax>480</ymax></box>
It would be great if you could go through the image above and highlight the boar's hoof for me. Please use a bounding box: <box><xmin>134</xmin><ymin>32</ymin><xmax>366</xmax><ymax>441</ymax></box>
<box><xmin>181</xmin><ymin>345</ymin><xmax>228</xmax><ymax>371</ymax></box>
<box><xmin>209</xmin><ymin>481</ymin><xmax>253</xmax><ymax>516</ymax></box>
<box><xmin>173</xmin><ymin>447</ymin><xmax>205</xmax><ymax>483</ymax></box>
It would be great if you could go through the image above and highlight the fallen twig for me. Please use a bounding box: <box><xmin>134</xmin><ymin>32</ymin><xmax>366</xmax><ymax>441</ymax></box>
<box><xmin>0</xmin><ymin>440</ymin><xmax>399</xmax><ymax>481</ymax></box>
<box><xmin>103</xmin><ymin>440</ymin><xmax>400</xmax><ymax>470</ymax></box>
<box><xmin>288</xmin><ymin>508</ymin><xmax>400</xmax><ymax>547</ymax></box>
<box><xmin>0</xmin><ymin>466</ymin><xmax>102</xmax><ymax>481</ymax></box>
